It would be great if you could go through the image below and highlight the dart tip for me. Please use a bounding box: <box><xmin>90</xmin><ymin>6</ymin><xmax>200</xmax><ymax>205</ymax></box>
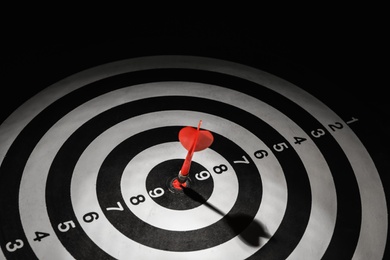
<box><xmin>171</xmin><ymin>178</ymin><xmax>187</xmax><ymax>190</ymax></box>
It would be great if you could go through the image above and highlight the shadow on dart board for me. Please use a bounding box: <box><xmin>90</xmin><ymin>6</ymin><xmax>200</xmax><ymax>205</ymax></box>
<box><xmin>1</xmin><ymin>31</ymin><xmax>389</xmax><ymax>260</ymax></box>
<box><xmin>182</xmin><ymin>186</ymin><xmax>271</xmax><ymax>247</ymax></box>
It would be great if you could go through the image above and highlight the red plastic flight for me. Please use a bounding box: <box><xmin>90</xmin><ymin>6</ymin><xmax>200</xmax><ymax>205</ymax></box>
<box><xmin>178</xmin><ymin>120</ymin><xmax>214</xmax><ymax>176</ymax></box>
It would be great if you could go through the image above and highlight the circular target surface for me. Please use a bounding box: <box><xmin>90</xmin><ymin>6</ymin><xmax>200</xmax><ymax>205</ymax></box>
<box><xmin>0</xmin><ymin>55</ymin><xmax>388</xmax><ymax>259</ymax></box>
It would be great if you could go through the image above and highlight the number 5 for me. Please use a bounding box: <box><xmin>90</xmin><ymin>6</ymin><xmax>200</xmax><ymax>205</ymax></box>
<box><xmin>58</xmin><ymin>220</ymin><xmax>76</xmax><ymax>232</ymax></box>
<box><xmin>273</xmin><ymin>142</ymin><xmax>288</xmax><ymax>152</ymax></box>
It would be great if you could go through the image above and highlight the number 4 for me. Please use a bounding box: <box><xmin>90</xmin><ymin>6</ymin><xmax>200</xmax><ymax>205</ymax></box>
<box><xmin>33</xmin><ymin>231</ymin><xmax>50</xmax><ymax>242</ymax></box>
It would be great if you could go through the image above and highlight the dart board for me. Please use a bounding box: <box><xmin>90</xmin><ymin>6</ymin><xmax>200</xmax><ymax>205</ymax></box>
<box><xmin>0</xmin><ymin>55</ymin><xmax>388</xmax><ymax>260</ymax></box>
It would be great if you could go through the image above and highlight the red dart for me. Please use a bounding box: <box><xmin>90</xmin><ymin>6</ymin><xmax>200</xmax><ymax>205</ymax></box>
<box><xmin>177</xmin><ymin>120</ymin><xmax>214</xmax><ymax>183</ymax></box>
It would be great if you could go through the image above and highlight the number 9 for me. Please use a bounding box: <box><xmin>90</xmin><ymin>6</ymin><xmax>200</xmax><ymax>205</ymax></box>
<box><xmin>195</xmin><ymin>170</ymin><xmax>210</xmax><ymax>181</ymax></box>
<box><xmin>149</xmin><ymin>187</ymin><xmax>165</xmax><ymax>198</ymax></box>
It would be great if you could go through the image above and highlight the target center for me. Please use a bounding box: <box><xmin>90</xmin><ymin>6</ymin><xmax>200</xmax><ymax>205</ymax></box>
<box><xmin>170</xmin><ymin>177</ymin><xmax>189</xmax><ymax>191</ymax></box>
<box><xmin>145</xmin><ymin>159</ymin><xmax>214</xmax><ymax>210</ymax></box>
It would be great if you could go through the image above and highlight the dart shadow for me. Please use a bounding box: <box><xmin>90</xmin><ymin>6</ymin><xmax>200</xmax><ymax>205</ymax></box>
<box><xmin>182</xmin><ymin>187</ymin><xmax>270</xmax><ymax>247</ymax></box>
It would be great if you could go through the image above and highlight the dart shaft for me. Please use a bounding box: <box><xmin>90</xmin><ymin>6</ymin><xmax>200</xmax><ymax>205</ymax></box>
<box><xmin>180</xmin><ymin>156</ymin><xmax>192</xmax><ymax>175</ymax></box>
<box><xmin>180</xmin><ymin>120</ymin><xmax>202</xmax><ymax>176</ymax></box>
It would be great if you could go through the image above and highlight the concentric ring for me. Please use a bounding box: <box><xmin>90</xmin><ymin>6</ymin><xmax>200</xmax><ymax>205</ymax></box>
<box><xmin>0</xmin><ymin>56</ymin><xmax>386</xmax><ymax>259</ymax></box>
<box><xmin>69</xmin><ymin>110</ymin><xmax>286</xmax><ymax>258</ymax></box>
<box><xmin>46</xmin><ymin>92</ymin><xmax>310</xmax><ymax>257</ymax></box>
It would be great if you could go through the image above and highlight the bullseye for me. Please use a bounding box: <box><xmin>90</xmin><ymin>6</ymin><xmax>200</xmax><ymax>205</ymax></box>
<box><xmin>170</xmin><ymin>177</ymin><xmax>188</xmax><ymax>191</ymax></box>
<box><xmin>146</xmin><ymin>159</ymin><xmax>213</xmax><ymax>209</ymax></box>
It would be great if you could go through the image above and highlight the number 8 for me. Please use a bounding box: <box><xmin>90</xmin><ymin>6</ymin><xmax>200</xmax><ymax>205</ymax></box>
<box><xmin>130</xmin><ymin>195</ymin><xmax>146</xmax><ymax>205</ymax></box>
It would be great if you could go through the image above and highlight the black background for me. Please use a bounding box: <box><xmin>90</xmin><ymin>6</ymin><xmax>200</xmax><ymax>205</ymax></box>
<box><xmin>2</xmin><ymin>13</ymin><xmax>388</xmax><ymax>186</ymax></box>
<box><xmin>2</xmin><ymin>15</ymin><xmax>388</xmax><ymax>125</ymax></box>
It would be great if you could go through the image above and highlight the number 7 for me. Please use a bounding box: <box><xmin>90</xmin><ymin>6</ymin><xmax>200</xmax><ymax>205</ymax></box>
<box><xmin>106</xmin><ymin>201</ymin><xmax>124</xmax><ymax>211</ymax></box>
<box><xmin>233</xmin><ymin>155</ymin><xmax>250</xmax><ymax>164</ymax></box>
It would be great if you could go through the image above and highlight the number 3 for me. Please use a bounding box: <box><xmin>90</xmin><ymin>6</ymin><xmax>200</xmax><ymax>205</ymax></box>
<box><xmin>311</xmin><ymin>128</ymin><xmax>326</xmax><ymax>138</ymax></box>
<box><xmin>6</xmin><ymin>239</ymin><xmax>24</xmax><ymax>252</ymax></box>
